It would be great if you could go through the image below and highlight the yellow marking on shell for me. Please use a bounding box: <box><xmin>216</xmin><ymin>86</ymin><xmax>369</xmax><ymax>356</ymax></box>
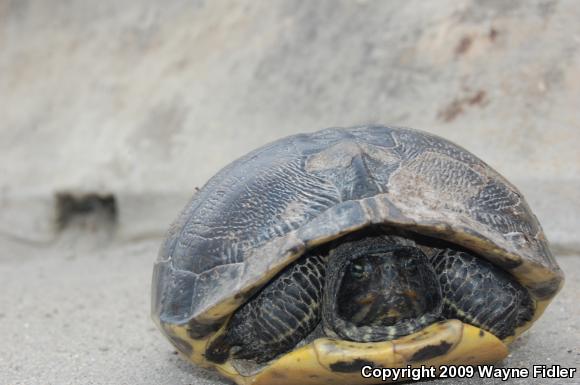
<box><xmin>393</xmin><ymin>321</ymin><xmax>507</xmax><ymax>367</ymax></box>
<box><xmin>159</xmin><ymin>267</ymin><xmax>546</xmax><ymax>385</ymax></box>
<box><xmin>162</xmin><ymin>323</ymin><xmax>214</xmax><ymax>369</ymax></box>
<box><xmin>165</xmin><ymin>320</ymin><xmax>507</xmax><ymax>385</ymax></box>
<box><xmin>163</xmin><ymin>297</ymin><xmax>541</xmax><ymax>384</ymax></box>
<box><xmin>163</xmin><ymin>322</ymin><xmax>247</xmax><ymax>379</ymax></box>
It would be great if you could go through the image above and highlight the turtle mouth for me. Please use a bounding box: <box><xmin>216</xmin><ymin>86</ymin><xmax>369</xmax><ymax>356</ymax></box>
<box><xmin>348</xmin><ymin>292</ymin><xmax>377</xmax><ymax>324</ymax></box>
<box><xmin>206</xmin><ymin>229</ymin><xmax>534</xmax><ymax>367</ymax></box>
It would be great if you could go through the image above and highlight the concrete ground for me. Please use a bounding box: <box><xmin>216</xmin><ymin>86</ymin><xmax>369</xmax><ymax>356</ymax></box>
<box><xmin>1</xmin><ymin>228</ymin><xmax>578</xmax><ymax>385</ymax></box>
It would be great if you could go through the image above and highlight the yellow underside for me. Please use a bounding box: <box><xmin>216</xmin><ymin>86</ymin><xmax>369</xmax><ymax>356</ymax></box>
<box><xmin>165</xmin><ymin>319</ymin><xmax>509</xmax><ymax>385</ymax></box>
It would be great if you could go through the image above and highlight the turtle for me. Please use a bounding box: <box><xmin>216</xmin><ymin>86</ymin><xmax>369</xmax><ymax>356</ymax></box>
<box><xmin>151</xmin><ymin>125</ymin><xmax>564</xmax><ymax>385</ymax></box>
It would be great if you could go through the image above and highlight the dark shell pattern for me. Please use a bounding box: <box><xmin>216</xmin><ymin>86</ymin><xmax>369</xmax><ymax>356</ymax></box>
<box><xmin>152</xmin><ymin>126</ymin><xmax>563</xmax><ymax>335</ymax></box>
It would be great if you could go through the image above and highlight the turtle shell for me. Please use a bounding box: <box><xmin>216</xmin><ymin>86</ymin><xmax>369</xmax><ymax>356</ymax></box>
<box><xmin>151</xmin><ymin>125</ymin><xmax>563</xmax><ymax>382</ymax></box>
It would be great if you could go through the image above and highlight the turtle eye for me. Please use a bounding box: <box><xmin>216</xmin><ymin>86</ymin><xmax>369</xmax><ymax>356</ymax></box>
<box><xmin>403</xmin><ymin>258</ymin><xmax>418</xmax><ymax>270</ymax></box>
<box><xmin>349</xmin><ymin>260</ymin><xmax>371</xmax><ymax>280</ymax></box>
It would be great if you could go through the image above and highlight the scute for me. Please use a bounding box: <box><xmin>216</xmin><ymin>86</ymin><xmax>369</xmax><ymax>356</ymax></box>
<box><xmin>152</xmin><ymin>125</ymin><xmax>563</xmax><ymax>339</ymax></box>
<box><xmin>225</xmin><ymin>321</ymin><xmax>508</xmax><ymax>385</ymax></box>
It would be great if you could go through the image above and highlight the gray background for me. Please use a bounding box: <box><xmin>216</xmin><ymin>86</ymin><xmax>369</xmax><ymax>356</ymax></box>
<box><xmin>1</xmin><ymin>1</ymin><xmax>578</xmax><ymax>384</ymax></box>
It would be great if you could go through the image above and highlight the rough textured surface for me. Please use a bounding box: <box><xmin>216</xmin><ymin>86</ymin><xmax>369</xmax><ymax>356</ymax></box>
<box><xmin>0</xmin><ymin>236</ymin><xmax>578</xmax><ymax>385</ymax></box>
<box><xmin>153</xmin><ymin>126</ymin><xmax>562</xmax><ymax>336</ymax></box>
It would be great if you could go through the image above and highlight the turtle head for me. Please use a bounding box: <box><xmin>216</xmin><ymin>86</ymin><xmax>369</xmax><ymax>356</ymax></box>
<box><xmin>323</xmin><ymin>236</ymin><xmax>442</xmax><ymax>341</ymax></box>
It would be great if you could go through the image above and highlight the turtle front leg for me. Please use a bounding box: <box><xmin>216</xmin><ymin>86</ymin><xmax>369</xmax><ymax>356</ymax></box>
<box><xmin>430</xmin><ymin>249</ymin><xmax>534</xmax><ymax>340</ymax></box>
<box><xmin>206</xmin><ymin>253</ymin><xmax>326</xmax><ymax>364</ymax></box>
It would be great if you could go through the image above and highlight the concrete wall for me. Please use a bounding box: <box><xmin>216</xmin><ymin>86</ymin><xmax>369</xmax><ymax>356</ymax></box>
<box><xmin>1</xmin><ymin>0</ymin><xmax>579</xmax><ymax>251</ymax></box>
